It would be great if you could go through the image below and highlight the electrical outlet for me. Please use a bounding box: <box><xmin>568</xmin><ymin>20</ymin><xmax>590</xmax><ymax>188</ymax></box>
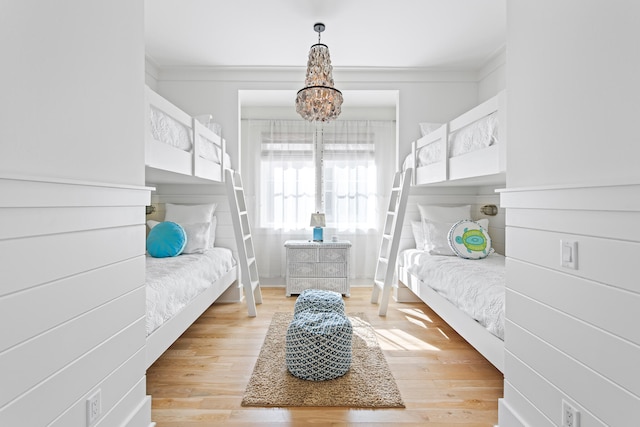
<box><xmin>86</xmin><ymin>389</ymin><xmax>101</xmax><ymax>426</ymax></box>
<box><xmin>562</xmin><ymin>400</ymin><xmax>580</xmax><ymax>427</ymax></box>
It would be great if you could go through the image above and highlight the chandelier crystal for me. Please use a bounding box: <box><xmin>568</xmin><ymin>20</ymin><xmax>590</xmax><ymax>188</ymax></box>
<box><xmin>296</xmin><ymin>23</ymin><xmax>343</xmax><ymax>122</ymax></box>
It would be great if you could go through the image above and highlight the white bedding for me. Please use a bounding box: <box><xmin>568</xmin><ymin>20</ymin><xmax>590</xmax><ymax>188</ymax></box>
<box><xmin>449</xmin><ymin>112</ymin><xmax>498</xmax><ymax>158</ymax></box>
<box><xmin>196</xmin><ymin>134</ymin><xmax>222</xmax><ymax>162</ymax></box>
<box><xmin>400</xmin><ymin>249</ymin><xmax>505</xmax><ymax>340</ymax></box>
<box><xmin>406</xmin><ymin>112</ymin><xmax>499</xmax><ymax>170</ymax></box>
<box><xmin>145</xmin><ymin>248</ymin><xmax>236</xmax><ymax>336</ymax></box>
<box><xmin>416</xmin><ymin>141</ymin><xmax>444</xmax><ymax>166</ymax></box>
<box><xmin>149</xmin><ymin>105</ymin><xmax>193</xmax><ymax>152</ymax></box>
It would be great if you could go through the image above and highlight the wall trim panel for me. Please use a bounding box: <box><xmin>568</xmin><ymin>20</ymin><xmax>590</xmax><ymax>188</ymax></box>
<box><xmin>506</xmin><ymin>259</ymin><xmax>639</xmax><ymax>346</ymax></box>
<box><xmin>49</xmin><ymin>349</ymin><xmax>147</xmax><ymax>427</ymax></box>
<box><xmin>0</xmin><ymin>176</ymin><xmax>151</xmax><ymax>426</ymax></box>
<box><xmin>1</xmin><ymin>226</ymin><xmax>145</xmax><ymax>296</ymax></box>
<box><xmin>0</xmin><ymin>174</ymin><xmax>152</xmax><ymax>208</ymax></box>
<box><xmin>507</xmin><ymin>289</ymin><xmax>640</xmax><ymax>396</ymax></box>
<box><xmin>500</xmin><ymin>182</ymin><xmax>639</xmax><ymax>427</ymax></box>
<box><xmin>0</xmin><ymin>206</ymin><xmax>143</xmax><ymax>240</ymax></box>
<box><xmin>507</xmin><ymin>321</ymin><xmax>639</xmax><ymax>426</ymax></box>
<box><xmin>499</xmin><ymin>183</ymin><xmax>640</xmax><ymax>211</ymax></box>
<box><xmin>507</xmin><ymin>227</ymin><xmax>639</xmax><ymax>294</ymax></box>
<box><xmin>0</xmin><ymin>319</ymin><xmax>146</xmax><ymax>426</ymax></box>
<box><xmin>500</xmin><ymin>382</ymin><xmax>550</xmax><ymax>427</ymax></box>
<box><xmin>0</xmin><ymin>287</ymin><xmax>145</xmax><ymax>407</ymax></box>
<box><xmin>1</xmin><ymin>257</ymin><xmax>145</xmax><ymax>351</ymax></box>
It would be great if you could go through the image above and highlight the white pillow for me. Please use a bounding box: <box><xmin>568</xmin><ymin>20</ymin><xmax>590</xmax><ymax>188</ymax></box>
<box><xmin>423</xmin><ymin>220</ymin><xmax>456</xmax><ymax>256</ymax></box>
<box><xmin>418</xmin><ymin>204</ymin><xmax>471</xmax><ymax>223</ymax></box>
<box><xmin>209</xmin><ymin>216</ymin><xmax>217</xmax><ymax>247</ymax></box>
<box><xmin>411</xmin><ymin>220</ymin><xmax>425</xmax><ymax>250</ymax></box>
<box><xmin>164</xmin><ymin>203</ymin><xmax>216</xmax><ymax>223</ymax></box>
<box><xmin>181</xmin><ymin>222</ymin><xmax>212</xmax><ymax>254</ymax></box>
<box><xmin>419</xmin><ymin>122</ymin><xmax>443</xmax><ymax>137</ymax></box>
<box><xmin>164</xmin><ymin>203</ymin><xmax>217</xmax><ymax>247</ymax></box>
<box><xmin>423</xmin><ymin>218</ymin><xmax>489</xmax><ymax>256</ymax></box>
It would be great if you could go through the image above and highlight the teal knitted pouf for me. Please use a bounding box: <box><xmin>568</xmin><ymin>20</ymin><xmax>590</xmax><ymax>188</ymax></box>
<box><xmin>293</xmin><ymin>289</ymin><xmax>345</xmax><ymax>315</ymax></box>
<box><xmin>286</xmin><ymin>289</ymin><xmax>352</xmax><ymax>381</ymax></box>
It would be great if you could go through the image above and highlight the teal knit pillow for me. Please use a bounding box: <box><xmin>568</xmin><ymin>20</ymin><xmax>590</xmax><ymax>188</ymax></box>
<box><xmin>146</xmin><ymin>221</ymin><xmax>187</xmax><ymax>258</ymax></box>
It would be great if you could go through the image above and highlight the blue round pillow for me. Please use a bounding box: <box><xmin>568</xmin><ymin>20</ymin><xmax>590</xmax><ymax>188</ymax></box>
<box><xmin>146</xmin><ymin>221</ymin><xmax>187</xmax><ymax>258</ymax></box>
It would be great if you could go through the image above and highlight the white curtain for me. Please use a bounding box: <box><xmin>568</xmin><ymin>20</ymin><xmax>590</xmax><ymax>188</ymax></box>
<box><xmin>243</xmin><ymin>119</ymin><xmax>396</xmax><ymax>281</ymax></box>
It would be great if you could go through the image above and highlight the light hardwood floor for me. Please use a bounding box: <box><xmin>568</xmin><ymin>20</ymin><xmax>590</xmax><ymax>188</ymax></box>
<box><xmin>147</xmin><ymin>287</ymin><xmax>503</xmax><ymax>426</ymax></box>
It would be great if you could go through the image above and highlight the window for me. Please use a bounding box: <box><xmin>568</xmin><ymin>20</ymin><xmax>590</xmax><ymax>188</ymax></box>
<box><xmin>247</xmin><ymin>119</ymin><xmax>395</xmax><ymax>232</ymax></box>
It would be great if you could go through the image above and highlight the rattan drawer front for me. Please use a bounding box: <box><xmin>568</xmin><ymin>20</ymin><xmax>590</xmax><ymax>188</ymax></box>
<box><xmin>284</xmin><ymin>240</ymin><xmax>351</xmax><ymax>296</ymax></box>
<box><xmin>288</xmin><ymin>262</ymin><xmax>346</xmax><ymax>278</ymax></box>
<box><xmin>319</xmin><ymin>248</ymin><xmax>347</xmax><ymax>263</ymax></box>
<box><xmin>287</xmin><ymin>278</ymin><xmax>348</xmax><ymax>295</ymax></box>
<box><xmin>287</xmin><ymin>248</ymin><xmax>318</xmax><ymax>263</ymax></box>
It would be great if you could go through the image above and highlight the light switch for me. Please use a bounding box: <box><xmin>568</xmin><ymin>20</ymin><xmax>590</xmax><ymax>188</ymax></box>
<box><xmin>561</xmin><ymin>240</ymin><xmax>578</xmax><ymax>269</ymax></box>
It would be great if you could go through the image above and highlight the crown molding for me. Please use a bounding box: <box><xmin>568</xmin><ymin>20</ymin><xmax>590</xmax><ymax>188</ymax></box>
<box><xmin>144</xmin><ymin>56</ymin><xmax>161</xmax><ymax>81</ymax></box>
<box><xmin>153</xmin><ymin>65</ymin><xmax>480</xmax><ymax>84</ymax></box>
<box><xmin>476</xmin><ymin>45</ymin><xmax>506</xmax><ymax>81</ymax></box>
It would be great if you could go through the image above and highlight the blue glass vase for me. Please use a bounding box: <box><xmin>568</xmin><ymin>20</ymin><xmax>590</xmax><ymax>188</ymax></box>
<box><xmin>313</xmin><ymin>227</ymin><xmax>323</xmax><ymax>242</ymax></box>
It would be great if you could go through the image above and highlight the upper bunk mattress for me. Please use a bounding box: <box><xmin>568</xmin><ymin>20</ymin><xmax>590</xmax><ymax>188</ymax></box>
<box><xmin>145</xmin><ymin>247</ymin><xmax>236</xmax><ymax>336</ymax></box>
<box><xmin>407</xmin><ymin>112</ymin><xmax>499</xmax><ymax>170</ymax></box>
<box><xmin>449</xmin><ymin>112</ymin><xmax>498</xmax><ymax>158</ymax></box>
<box><xmin>400</xmin><ymin>249</ymin><xmax>505</xmax><ymax>340</ymax></box>
<box><xmin>149</xmin><ymin>105</ymin><xmax>193</xmax><ymax>151</ymax></box>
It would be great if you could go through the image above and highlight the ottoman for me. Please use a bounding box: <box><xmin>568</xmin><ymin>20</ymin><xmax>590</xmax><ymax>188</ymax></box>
<box><xmin>293</xmin><ymin>288</ymin><xmax>345</xmax><ymax>315</ymax></box>
<box><xmin>285</xmin><ymin>289</ymin><xmax>352</xmax><ymax>381</ymax></box>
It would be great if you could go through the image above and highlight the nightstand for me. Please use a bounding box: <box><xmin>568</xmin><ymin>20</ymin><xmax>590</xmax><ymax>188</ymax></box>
<box><xmin>284</xmin><ymin>240</ymin><xmax>351</xmax><ymax>296</ymax></box>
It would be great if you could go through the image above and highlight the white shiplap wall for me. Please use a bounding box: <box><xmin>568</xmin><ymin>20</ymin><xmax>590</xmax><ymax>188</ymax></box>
<box><xmin>0</xmin><ymin>176</ymin><xmax>152</xmax><ymax>426</ymax></box>
<box><xmin>1</xmin><ymin>1</ymin><xmax>150</xmax><ymax>424</ymax></box>
<box><xmin>502</xmin><ymin>2</ymin><xmax>640</xmax><ymax>425</ymax></box>
<box><xmin>499</xmin><ymin>184</ymin><xmax>640</xmax><ymax>426</ymax></box>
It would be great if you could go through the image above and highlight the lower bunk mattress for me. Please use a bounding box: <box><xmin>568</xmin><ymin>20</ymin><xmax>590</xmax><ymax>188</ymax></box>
<box><xmin>145</xmin><ymin>248</ymin><xmax>236</xmax><ymax>336</ymax></box>
<box><xmin>400</xmin><ymin>249</ymin><xmax>505</xmax><ymax>340</ymax></box>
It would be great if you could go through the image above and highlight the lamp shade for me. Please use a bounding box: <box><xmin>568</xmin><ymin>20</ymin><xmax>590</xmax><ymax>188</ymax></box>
<box><xmin>310</xmin><ymin>212</ymin><xmax>326</xmax><ymax>227</ymax></box>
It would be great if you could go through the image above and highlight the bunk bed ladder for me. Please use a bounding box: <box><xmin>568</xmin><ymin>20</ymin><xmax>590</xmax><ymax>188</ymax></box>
<box><xmin>371</xmin><ymin>168</ymin><xmax>412</xmax><ymax>316</ymax></box>
<box><xmin>225</xmin><ymin>169</ymin><xmax>263</xmax><ymax>317</ymax></box>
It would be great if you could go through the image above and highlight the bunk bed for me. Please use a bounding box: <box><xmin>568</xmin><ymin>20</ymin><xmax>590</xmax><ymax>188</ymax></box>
<box><xmin>393</xmin><ymin>92</ymin><xmax>508</xmax><ymax>372</ymax></box>
<box><xmin>145</xmin><ymin>85</ymin><xmax>230</xmax><ymax>184</ymax></box>
<box><xmin>404</xmin><ymin>90</ymin><xmax>506</xmax><ymax>187</ymax></box>
<box><xmin>145</xmin><ymin>245</ymin><xmax>237</xmax><ymax>368</ymax></box>
<box><xmin>144</xmin><ymin>199</ymin><xmax>243</xmax><ymax>369</ymax></box>
<box><xmin>142</xmin><ymin>87</ymin><xmax>248</xmax><ymax>367</ymax></box>
<box><xmin>397</xmin><ymin>249</ymin><xmax>505</xmax><ymax>372</ymax></box>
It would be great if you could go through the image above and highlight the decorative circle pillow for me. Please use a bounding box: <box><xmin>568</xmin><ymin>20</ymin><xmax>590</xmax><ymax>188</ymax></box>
<box><xmin>148</xmin><ymin>219</ymin><xmax>211</xmax><ymax>254</ymax></box>
<box><xmin>447</xmin><ymin>220</ymin><xmax>492</xmax><ymax>259</ymax></box>
<box><xmin>146</xmin><ymin>221</ymin><xmax>187</xmax><ymax>258</ymax></box>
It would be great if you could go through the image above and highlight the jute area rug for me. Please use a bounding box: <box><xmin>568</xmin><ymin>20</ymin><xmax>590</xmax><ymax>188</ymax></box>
<box><xmin>241</xmin><ymin>312</ymin><xmax>405</xmax><ymax>408</ymax></box>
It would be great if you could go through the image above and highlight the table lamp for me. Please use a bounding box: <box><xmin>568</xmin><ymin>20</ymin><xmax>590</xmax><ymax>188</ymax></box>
<box><xmin>310</xmin><ymin>212</ymin><xmax>326</xmax><ymax>242</ymax></box>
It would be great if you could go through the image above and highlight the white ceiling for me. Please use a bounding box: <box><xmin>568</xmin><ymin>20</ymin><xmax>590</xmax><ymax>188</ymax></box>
<box><xmin>145</xmin><ymin>0</ymin><xmax>505</xmax><ymax>107</ymax></box>
<box><xmin>145</xmin><ymin>0</ymin><xmax>506</xmax><ymax>70</ymax></box>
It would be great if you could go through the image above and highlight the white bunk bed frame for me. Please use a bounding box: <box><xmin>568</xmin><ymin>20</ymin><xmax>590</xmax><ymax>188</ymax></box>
<box><xmin>397</xmin><ymin>265</ymin><xmax>504</xmax><ymax>372</ymax></box>
<box><xmin>144</xmin><ymin>193</ymin><xmax>243</xmax><ymax>368</ymax></box>
<box><xmin>411</xmin><ymin>90</ymin><xmax>506</xmax><ymax>187</ymax></box>
<box><xmin>394</xmin><ymin>92</ymin><xmax>507</xmax><ymax>373</ymax></box>
<box><xmin>144</xmin><ymin>86</ymin><xmax>227</xmax><ymax>184</ymax></box>
<box><xmin>145</xmin><ymin>266</ymin><xmax>237</xmax><ymax>369</ymax></box>
<box><xmin>142</xmin><ymin>87</ymin><xmax>239</xmax><ymax>367</ymax></box>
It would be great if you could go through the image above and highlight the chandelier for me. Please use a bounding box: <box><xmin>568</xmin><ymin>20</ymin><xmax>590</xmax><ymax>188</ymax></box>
<box><xmin>295</xmin><ymin>23</ymin><xmax>343</xmax><ymax>122</ymax></box>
